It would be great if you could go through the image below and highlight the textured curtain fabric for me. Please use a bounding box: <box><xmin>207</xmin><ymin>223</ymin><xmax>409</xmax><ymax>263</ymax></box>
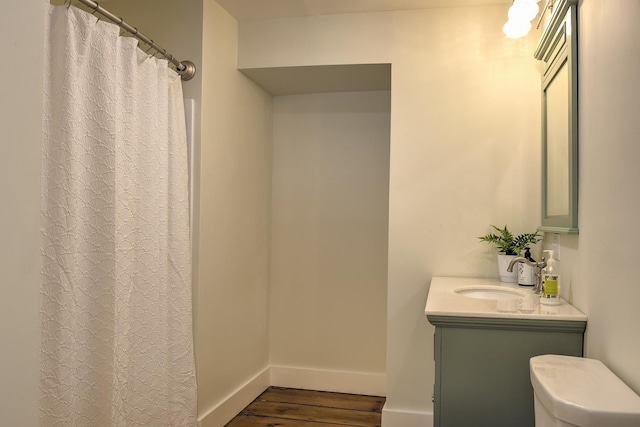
<box><xmin>41</xmin><ymin>5</ymin><xmax>196</xmax><ymax>426</ymax></box>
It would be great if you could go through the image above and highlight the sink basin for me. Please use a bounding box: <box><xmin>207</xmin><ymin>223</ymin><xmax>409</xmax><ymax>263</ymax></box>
<box><xmin>454</xmin><ymin>286</ymin><xmax>525</xmax><ymax>300</ymax></box>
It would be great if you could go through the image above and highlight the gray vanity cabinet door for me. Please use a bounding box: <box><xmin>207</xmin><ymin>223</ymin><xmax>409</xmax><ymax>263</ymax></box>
<box><xmin>430</xmin><ymin>317</ymin><xmax>585</xmax><ymax>427</ymax></box>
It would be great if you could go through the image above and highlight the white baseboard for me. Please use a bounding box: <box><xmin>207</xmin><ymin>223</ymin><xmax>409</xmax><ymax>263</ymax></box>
<box><xmin>197</xmin><ymin>365</ymin><xmax>387</xmax><ymax>426</ymax></box>
<box><xmin>381</xmin><ymin>403</ymin><xmax>433</xmax><ymax>427</ymax></box>
<box><xmin>269</xmin><ymin>365</ymin><xmax>386</xmax><ymax>396</ymax></box>
<box><xmin>197</xmin><ymin>367</ymin><xmax>270</xmax><ymax>427</ymax></box>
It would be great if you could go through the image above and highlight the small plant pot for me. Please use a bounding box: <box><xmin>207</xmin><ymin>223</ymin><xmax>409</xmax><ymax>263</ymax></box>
<box><xmin>497</xmin><ymin>254</ymin><xmax>518</xmax><ymax>283</ymax></box>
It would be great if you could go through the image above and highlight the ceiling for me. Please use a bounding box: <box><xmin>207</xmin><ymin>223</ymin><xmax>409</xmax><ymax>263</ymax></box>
<box><xmin>215</xmin><ymin>0</ymin><xmax>511</xmax><ymax>21</ymax></box>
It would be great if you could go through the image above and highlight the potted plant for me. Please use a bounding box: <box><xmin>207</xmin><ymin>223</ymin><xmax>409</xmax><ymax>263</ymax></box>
<box><xmin>478</xmin><ymin>225</ymin><xmax>540</xmax><ymax>282</ymax></box>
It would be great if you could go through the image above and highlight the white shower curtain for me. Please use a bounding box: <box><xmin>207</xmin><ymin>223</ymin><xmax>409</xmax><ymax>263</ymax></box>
<box><xmin>41</xmin><ymin>5</ymin><xmax>196</xmax><ymax>426</ymax></box>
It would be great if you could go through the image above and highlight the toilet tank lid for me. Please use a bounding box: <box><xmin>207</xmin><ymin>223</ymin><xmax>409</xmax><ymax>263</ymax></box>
<box><xmin>530</xmin><ymin>355</ymin><xmax>640</xmax><ymax>427</ymax></box>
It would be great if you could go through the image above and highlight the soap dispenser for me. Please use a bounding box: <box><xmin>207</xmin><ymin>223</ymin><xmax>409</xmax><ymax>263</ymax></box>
<box><xmin>540</xmin><ymin>250</ymin><xmax>561</xmax><ymax>305</ymax></box>
<box><xmin>517</xmin><ymin>247</ymin><xmax>536</xmax><ymax>286</ymax></box>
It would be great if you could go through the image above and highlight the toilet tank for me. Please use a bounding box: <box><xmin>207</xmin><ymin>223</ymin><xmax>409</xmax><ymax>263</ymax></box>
<box><xmin>530</xmin><ymin>355</ymin><xmax>640</xmax><ymax>427</ymax></box>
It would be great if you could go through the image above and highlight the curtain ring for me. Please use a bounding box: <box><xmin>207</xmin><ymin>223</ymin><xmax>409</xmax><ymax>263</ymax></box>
<box><xmin>144</xmin><ymin>43</ymin><xmax>156</xmax><ymax>60</ymax></box>
<box><xmin>92</xmin><ymin>1</ymin><xmax>101</xmax><ymax>22</ymax></box>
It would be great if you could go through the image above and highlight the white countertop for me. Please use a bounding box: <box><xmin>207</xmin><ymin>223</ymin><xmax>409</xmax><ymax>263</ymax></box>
<box><xmin>425</xmin><ymin>277</ymin><xmax>587</xmax><ymax>322</ymax></box>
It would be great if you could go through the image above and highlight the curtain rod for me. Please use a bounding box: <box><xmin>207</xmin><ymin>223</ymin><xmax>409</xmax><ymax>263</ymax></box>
<box><xmin>71</xmin><ymin>0</ymin><xmax>196</xmax><ymax>81</ymax></box>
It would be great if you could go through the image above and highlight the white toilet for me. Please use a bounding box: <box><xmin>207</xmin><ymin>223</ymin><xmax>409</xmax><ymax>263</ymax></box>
<box><xmin>530</xmin><ymin>354</ymin><xmax>640</xmax><ymax>427</ymax></box>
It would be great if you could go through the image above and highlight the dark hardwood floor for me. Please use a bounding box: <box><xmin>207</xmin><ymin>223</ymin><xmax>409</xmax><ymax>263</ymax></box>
<box><xmin>226</xmin><ymin>387</ymin><xmax>385</xmax><ymax>427</ymax></box>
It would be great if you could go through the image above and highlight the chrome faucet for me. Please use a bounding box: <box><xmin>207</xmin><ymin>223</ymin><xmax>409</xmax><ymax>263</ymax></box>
<box><xmin>507</xmin><ymin>256</ymin><xmax>547</xmax><ymax>293</ymax></box>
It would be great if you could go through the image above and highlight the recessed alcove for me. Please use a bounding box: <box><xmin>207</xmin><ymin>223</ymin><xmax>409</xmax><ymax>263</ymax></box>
<box><xmin>241</xmin><ymin>63</ymin><xmax>391</xmax><ymax>394</ymax></box>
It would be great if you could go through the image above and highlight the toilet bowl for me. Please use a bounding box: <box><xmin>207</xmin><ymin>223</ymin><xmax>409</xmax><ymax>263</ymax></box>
<box><xmin>530</xmin><ymin>354</ymin><xmax>640</xmax><ymax>427</ymax></box>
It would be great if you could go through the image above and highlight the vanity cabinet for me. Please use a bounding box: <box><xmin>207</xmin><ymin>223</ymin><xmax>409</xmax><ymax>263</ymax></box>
<box><xmin>425</xmin><ymin>277</ymin><xmax>587</xmax><ymax>427</ymax></box>
<box><xmin>428</xmin><ymin>316</ymin><xmax>585</xmax><ymax>427</ymax></box>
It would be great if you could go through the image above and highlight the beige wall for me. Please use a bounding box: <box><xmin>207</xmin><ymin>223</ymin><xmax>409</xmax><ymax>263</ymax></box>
<box><xmin>197</xmin><ymin>0</ymin><xmax>273</xmax><ymax>419</ymax></box>
<box><xmin>238</xmin><ymin>5</ymin><xmax>541</xmax><ymax>422</ymax></box>
<box><xmin>0</xmin><ymin>0</ymin><xmax>46</xmax><ymax>424</ymax></box>
<box><xmin>270</xmin><ymin>91</ymin><xmax>390</xmax><ymax>376</ymax></box>
<box><xmin>574</xmin><ymin>0</ymin><xmax>640</xmax><ymax>393</ymax></box>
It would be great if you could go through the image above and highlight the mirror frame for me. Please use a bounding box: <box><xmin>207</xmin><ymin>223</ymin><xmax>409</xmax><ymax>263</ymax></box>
<box><xmin>535</xmin><ymin>0</ymin><xmax>579</xmax><ymax>234</ymax></box>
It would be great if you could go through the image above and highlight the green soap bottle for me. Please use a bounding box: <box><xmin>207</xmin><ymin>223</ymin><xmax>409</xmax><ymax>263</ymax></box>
<box><xmin>540</xmin><ymin>250</ymin><xmax>561</xmax><ymax>305</ymax></box>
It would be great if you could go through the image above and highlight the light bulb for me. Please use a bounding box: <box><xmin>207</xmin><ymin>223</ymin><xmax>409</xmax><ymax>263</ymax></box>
<box><xmin>503</xmin><ymin>19</ymin><xmax>532</xmax><ymax>38</ymax></box>
<box><xmin>509</xmin><ymin>0</ymin><xmax>539</xmax><ymax>22</ymax></box>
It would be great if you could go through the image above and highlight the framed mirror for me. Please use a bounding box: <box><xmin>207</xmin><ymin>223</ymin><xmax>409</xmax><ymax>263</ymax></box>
<box><xmin>535</xmin><ymin>0</ymin><xmax>578</xmax><ymax>234</ymax></box>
